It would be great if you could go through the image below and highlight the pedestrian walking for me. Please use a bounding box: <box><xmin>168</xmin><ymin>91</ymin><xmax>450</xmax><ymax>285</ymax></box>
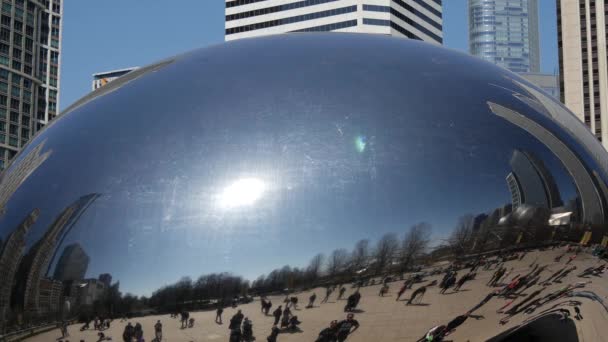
<box><xmin>396</xmin><ymin>283</ymin><xmax>407</xmax><ymax>301</ymax></box>
<box><xmin>216</xmin><ymin>305</ymin><xmax>224</xmax><ymax>324</ymax></box>
<box><xmin>338</xmin><ymin>286</ymin><xmax>346</xmax><ymax>300</ymax></box>
<box><xmin>267</xmin><ymin>325</ymin><xmax>280</xmax><ymax>342</ymax></box>
<box><xmin>122</xmin><ymin>322</ymin><xmax>133</xmax><ymax>342</ymax></box>
<box><xmin>407</xmin><ymin>285</ymin><xmax>427</xmax><ymax>305</ymax></box>
<box><xmin>322</xmin><ymin>287</ymin><xmax>333</xmax><ymax>303</ymax></box>
<box><xmin>307</xmin><ymin>292</ymin><xmax>317</xmax><ymax>308</ymax></box>
<box><xmin>154</xmin><ymin>320</ymin><xmax>162</xmax><ymax>341</ymax></box>
<box><xmin>229</xmin><ymin>310</ymin><xmax>244</xmax><ymax>330</ymax></box>
<box><xmin>316</xmin><ymin>320</ymin><xmax>338</xmax><ymax>342</ymax></box>
<box><xmin>272</xmin><ymin>306</ymin><xmax>282</xmax><ymax>325</ymax></box>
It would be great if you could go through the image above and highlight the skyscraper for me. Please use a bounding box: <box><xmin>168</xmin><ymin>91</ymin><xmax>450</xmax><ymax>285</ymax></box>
<box><xmin>0</xmin><ymin>0</ymin><xmax>62</xmax><ymax>169</ymax></box>
<box><xmin>225</xmin><ymin>0</ymin><xmax>443</xmax><ymax>44</ymax></box>
<box><xmin>468</xmin><ymin>0</ymin><xmax>539</xmax><ymax>73</ymax></box>
<box><xmin>52</xmin><ymin>243</ymin><xmax>89</xmax><ymax>282</ymax></box>
<box><xmin>557</xmin><ymin>0</ymin><xmax>608</xmax><ymax>148</ymax></box>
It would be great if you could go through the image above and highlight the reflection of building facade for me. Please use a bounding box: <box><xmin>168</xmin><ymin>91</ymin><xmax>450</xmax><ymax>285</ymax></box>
<box><xmin>225</xmin><ymin>0</ymin><xmax>443</xmax><ymax>44</ymax></box>
<box><xmin>0</xmin><ymin>208</ymin><xmax>39</xmax><ymax>330</ymax></box>
<box><xmin>0</xmin><ymin>141</ymin><xmax>51</xmax><ymax>214</ymax></box>
<box><xmin>98</xmin><ymin>273</ymin><xmax>112</xmax><ymax>287</ymax></box>
<box><xmin>468</xmin><ymin>0</ymin><xmax>539</xmax><ymax>73</ymax></box>
<box><xmin>490</xmin><ymin>102</ymin><xmax>605</xmax><ymax>224</ymax></box>
<box><xmin>507</xmin><ymin>149</ymin><xmax>563</xmax><ymax>209</ymax></box>
<box><xmin>557</xmin><ymin>0</ymin><xmax>608</xmax><ymax>148</ymax></box>
<box><xmin>519</xmin><ymin>73</ymin><xmax>560</xmax><ymax>99</ymax></box>
<box><xmin>92</xmin><ymin>67</ymin><xmax>138</xmax><ymax>91</ymax></box>
<box><xmin>53</xmin><ymin>243</ymin><xmax>89</xmax><ymax>282</ymax></box>
<box><xmin>78</xmin><ymin>278</ymin><xmax>107</xmax><ymax>306</ymax></box>
<box><xmin>506</xmin><ymin>172</ymin><xmax>523</xmax><ymax>209</ymax></box>
<box><xmin>37</xmin><ymin>278</ymin><xmax>62</xmax><ymax>315</ymax></box>
<box><xmin>11</xmin><ymin>194</ymin><xmax>99</xmax><ymax>318</ymax></box>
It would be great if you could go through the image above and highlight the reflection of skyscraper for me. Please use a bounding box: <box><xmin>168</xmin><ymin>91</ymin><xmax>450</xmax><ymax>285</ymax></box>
<box><xmin>507</xmin><ymin>149</ymin><xmax>563</xmax><ymax>209</ymax></box>
<box><xmin>53</xmin><ymin>243</ymin><xmax>89</xmax><ymax>282</ymax></box>
<box><xmin>0</xmin><ymin>209</ymin><xmax>39</xmax><ymax>330</ymax></box>
<box><xmin>11</xmin><ymin>194</ymin><xmax>99</xmax><ymax>316</ymax></box>
<box><xmin>98</xmin><ymin>273</ymin><xmax>112</xmax><ymax>287</ymax></box>
<box><xmin>506</xmin><ymin>172</ymin><xmax>523</xmax><ymax>209</ymax></box>
<box><xmin>0</xmin><ymin>141</ymin><xmax>51</xmax><ymax>215</ymax></box>
<box><xmin>490</xmin><ymin>102</ymin><xmax>605</xmax><ymax>224</ymax></box>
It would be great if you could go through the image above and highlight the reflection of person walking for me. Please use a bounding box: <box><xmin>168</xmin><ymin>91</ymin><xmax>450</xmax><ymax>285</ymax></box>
<box><xmin>273</xmin><ymin>306</ymin><xmax>282</xmax><ymax>325</ymax></box>
<box><xmin>338</xmin><ymin>286</ymin><xmax>346</xmax><ymax>300</ymax></box>
<box><xmin>396</xmin><ymin>283</ymin><xmax>407</xmax><ymax>301</ymax></box>
<box><xmin>216</xmin><ymin>306</ymin><xmax>223</xmax><ymax>324</ymax></box>
<box><xmin>267</xmin><ymin>325</ymin><xmax>280</xmax><ymax>342</ymax></box>
<box><xmin>322</xmin><ymin>287</ymin><xmax>333</xmax><ymax>303</ymax></box>
<box><xmin>407</xmin><ymin>286</ymin><xmax>426</xmax><ymax>305</ymax></box>
<box><xmin>307</xmin><ymin>293</ymin><xmax>317</xmax><ymax>308</ymax></box>
<box><xmin>336</xmin><ymin>313</ymin><xmax>360</xmax><ymax>342</ymax></box>
<box><xmin>154</xmin><ymin>320</ymin><xmax>162</xmax><ymax>341</ymax></box>
<box><xmin>316</xmin><ymin>320</ymin><xmax>338</xmax><ymax>342</ymax></box>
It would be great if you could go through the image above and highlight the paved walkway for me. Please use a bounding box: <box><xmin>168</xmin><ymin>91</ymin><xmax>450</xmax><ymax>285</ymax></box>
<box><xmin>28</xmin><ymin>247</ymin><xmax>608</xmax><ymax>341</ymax></box>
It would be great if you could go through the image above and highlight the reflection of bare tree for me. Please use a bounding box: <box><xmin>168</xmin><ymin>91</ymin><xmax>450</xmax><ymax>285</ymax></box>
<box><xmin>374</xmin><ymin>233</ymin><xmax>399</xmax><ymax>275</ymax></box>
<box><xmin>350</xmin><ymin>239</ymin><xmax>369</xmax><ymax>273</ymax></box>
<box><xmin>399</xmin><ymin>222</ymin><xmax>431</xmax><ymax>272</ymax></box>
<box><xmin>326</xmin><ymin>249</ymin><xmax>349</xmax><ymax>277</ymax></box>
<box><xmin>306</xmin><ymin>253</ymin><xmax>324</xmax><ymax>282</ymax></box>
<box><xmin>449</xmin><ymin>214</ymin><xmax>475</xmax><ymax>254</ymax></box>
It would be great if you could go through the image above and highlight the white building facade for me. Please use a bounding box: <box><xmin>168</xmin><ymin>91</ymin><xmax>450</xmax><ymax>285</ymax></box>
<box><xmin>225</xmin><ymin>0</ymin><xmax>443</xmax><ymax>44</ymax></box>
<box><xmin>557</xmin><ymin>0</ymin><xmax>608</xmax><ymax>148</ymax></box>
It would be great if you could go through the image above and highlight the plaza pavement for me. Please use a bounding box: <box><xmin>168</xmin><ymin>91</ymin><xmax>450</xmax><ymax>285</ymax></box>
<box><xmin>28</xmin><ymin>247</ymin><xmax>608</xmax><ymax>341</ymax></box>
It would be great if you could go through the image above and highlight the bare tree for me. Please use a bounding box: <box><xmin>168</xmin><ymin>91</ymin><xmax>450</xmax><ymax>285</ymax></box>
<box><xmin>307</xmin><ymin>253</ymin><xmax>325</xmax><ymax>281</ymax></box>
<box><xmin>374</xmin><ymin>233</ymin><xmax>399</xmax><ymax>275</ymax></box>
<box><xmin>326</xmin><ymin>248</ymin><xmax>350</xmax><ymax>277</ymax></box>
<box><xmin>350</xmin><ymin>239</ymin><xmax>370</xmax><ymax>273</ymax></box>
<box><xmin>399</xmin><ymin>222</ymin><xmax>432</xmax><ymax>272</ymax></box>
<box><xmin>450</xmin><ymin>214</ymin><xmax>475</xmax><ymax>254</ymax></box>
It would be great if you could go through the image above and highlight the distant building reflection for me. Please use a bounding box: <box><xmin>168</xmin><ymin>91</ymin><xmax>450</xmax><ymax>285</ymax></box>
<box><xmin>489</xmin><ymin>102</ymin><xmax>606</xmax><ymax>225</ymax></box>
<box><xmin>7</xmin><ymin>194</ymin><xmax>99</xmax><ymax>325</ymax></box>
<box><xmin>0</xmin><ymin>209</ymin><xmax>39</xmax><ymax>331</ymax></box>
<box><xmin>0</xmin><ymin>142</ymin><xmax>51</xmax><ymax>215</ymax></box>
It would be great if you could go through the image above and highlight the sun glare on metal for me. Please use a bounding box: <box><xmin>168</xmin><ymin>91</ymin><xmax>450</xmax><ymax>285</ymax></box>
<box><xmin>218</xmin><ymin>178</ymin><xmax>266</xmax><ymax>209</ymax></box>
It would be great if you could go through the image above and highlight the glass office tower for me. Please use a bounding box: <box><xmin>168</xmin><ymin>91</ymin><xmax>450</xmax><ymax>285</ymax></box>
<box><xmin>468</xmin><ymin>0</ymin><xmax>539</xmax><ymax>73</ymax></box>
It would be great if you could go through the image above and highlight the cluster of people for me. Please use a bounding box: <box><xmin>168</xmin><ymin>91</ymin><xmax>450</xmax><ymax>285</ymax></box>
<box><xmin>122</xmin><ymin>322</ymin><xmax>144</xmax><ymax>342</ymax></box>
<box><xmin>80</xmin><ymin>316</ymin><xmax>111</xmax><ymax>332</ymax></box>
<box><xmin>228</xmin><ymin>309</ymin><xmax>255</xmax><ymax>342</ymax></box>
<box><xmin>315</xmin><ymin>313</ymin><xmax>360</xmax><ymax>342</ymax></box>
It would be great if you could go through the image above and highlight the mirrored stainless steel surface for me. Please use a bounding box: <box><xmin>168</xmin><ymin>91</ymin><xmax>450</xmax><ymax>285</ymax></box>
<box><xmin>0</xmin><ymin>33</ymin><xmax>607</xmax><ymax>341</ymax></box>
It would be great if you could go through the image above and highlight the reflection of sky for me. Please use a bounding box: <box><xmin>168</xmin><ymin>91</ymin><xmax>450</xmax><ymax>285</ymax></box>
<box><xmin>0</xmin><ymin>35</ymin><xmax>588</xmax><ymax>296</ymax></box>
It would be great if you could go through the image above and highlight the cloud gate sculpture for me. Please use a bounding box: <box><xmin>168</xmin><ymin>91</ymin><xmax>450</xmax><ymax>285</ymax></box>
<box><xmin>0</xmin><ymin>34</ymin><xmax>607</xmax><ymax>341</ymax></box>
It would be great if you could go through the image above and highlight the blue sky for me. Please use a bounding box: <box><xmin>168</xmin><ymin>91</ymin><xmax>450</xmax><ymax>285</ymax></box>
<box><xmin>60</xmin><ymin>1</ymin><xmax>559</xmax><ymax>111</ymax></box>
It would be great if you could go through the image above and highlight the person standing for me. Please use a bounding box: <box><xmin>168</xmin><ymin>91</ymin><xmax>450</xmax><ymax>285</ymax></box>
<box><xmin>336</xmin><ymin>313</ymin><xmax>360</xmax><ymax>342</ymax></box>
<box><xmin>122</xmin><ymin>322</ymin><xmax>133</xmax><ymax>342</ymax></box>
<box><xmin>154</xmin><ymin>320</ymin><xmax>162</xmax><ymax>341</ymax></box>
<box><xmin>229</xmin><ymin>310</ymin><xmax>244</xmax><ymax>330</ymax></box>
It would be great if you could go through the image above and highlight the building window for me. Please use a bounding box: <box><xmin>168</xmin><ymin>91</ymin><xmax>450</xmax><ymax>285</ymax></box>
<box><xmin>51</xmin><ymin>38</ymin><xmax>59</xmax><ymax>48</ymax></box>
<box><xmin>9</xmin><ymin>123</ymin><xmax>16</xmax><ymax>135</ymax></box>
<box><xmin>12</xmin><ymin>47</ymin><xmax>20</xmax><ymax>59</ymax></box>
<box><xmin>13</xmin><ymin>20</ymin><xmax>22</xmax><ymax>32</ymax></box>
<box><xmin>20</xmin><ymin>115</ymin><xmax>28</xmax><ymax>125</ymax></box>
<box><xmin>9</xmin><ymin>111</ymin><xmax>17</xmax><ymax>122</ymax></box>
<box><xmin>11</xmin><ymin>85</ymin><xmax>19</xmax><ymax>97</ymax></box>
<box><xmin>10</xmin><ymin>98</ymin><xmax>18</xmax><ymax>110</ymax></box>
<box><xmin>1</xmin><ymin>2</ymin><xmax>11</xmax><ymax>14</ymax></box>
<box><xmin>0</xmin><ymin>15</ymin><xmax>9</xmax><ymax>27</ymax></box>
<box><xmin>8</xmin><ymin>136</ymin><xmax>17</xmax><ymax>147</ymax></box>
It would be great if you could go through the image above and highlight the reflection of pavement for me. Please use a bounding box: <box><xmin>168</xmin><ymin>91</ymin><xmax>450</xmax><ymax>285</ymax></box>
<box><xmin>27</xmin><ymin>248</ymin><xmax>608</xmax><ymax>341</ymax></box>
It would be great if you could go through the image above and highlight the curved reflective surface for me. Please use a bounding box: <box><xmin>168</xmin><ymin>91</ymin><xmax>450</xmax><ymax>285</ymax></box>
<box><xmin>0</xmin><ymin>33</ymin><xmax>607</xmax><ymax>341</ymax></box>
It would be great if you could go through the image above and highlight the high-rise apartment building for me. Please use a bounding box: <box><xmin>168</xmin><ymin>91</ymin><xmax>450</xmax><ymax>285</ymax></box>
<box><xmin>225</xmin><ymin>0</ymin><xmax>443</xmax><ymax>44</ymax></box>
<box><xmin>0</xmin><ymin>0</ymin><xmax>62</xmax><ymax>169</ymax></box>
<box><xmin>468</xmin><ymin>0</ymin><xmax>540</xmax><ymax>73</ymax></box>
<box><xmin>557</xmin><ymin>0</ymin><xmax>608</xmax><ymax>148</ymax></box>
